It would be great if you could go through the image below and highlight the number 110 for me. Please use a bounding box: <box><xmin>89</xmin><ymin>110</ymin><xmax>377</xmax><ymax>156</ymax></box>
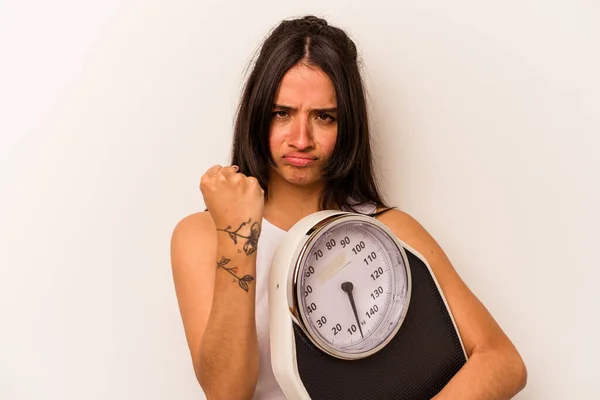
<box><xmin>363</xmin><ymin>251</ymin><xmax>377</xmax><ymax>265</ymax></box>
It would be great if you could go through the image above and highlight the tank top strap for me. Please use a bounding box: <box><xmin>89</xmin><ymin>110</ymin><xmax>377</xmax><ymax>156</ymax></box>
<box><xmin>342</xmin><ymin>201</ymin><xmax>378</xmax><ymax>214</ymax></box>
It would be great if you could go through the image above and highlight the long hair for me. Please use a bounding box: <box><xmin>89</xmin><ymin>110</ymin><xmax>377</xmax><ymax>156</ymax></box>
<box><xmin>231</xmin><ymin>15</ymin><xmax>389</xmax><ymax>213</ymax></box>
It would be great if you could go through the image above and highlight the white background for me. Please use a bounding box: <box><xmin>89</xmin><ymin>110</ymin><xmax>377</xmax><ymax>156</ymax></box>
<box><xmin>1</xmin><ymin>1</ymin><xmax>598</xmax><ymax>399</ymax></box>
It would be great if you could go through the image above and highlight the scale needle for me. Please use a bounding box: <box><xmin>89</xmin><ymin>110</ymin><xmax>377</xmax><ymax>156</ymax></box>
<box><xmin>341</xmin><ymin>281</ymin><xmax>364</xmax><ymax>339</ymax></box>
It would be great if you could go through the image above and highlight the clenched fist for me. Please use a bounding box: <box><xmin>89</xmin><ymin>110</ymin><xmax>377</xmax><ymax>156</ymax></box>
<box><xmin>200</xmin><ymin>165</ymin><xmax>265</xmax><ymax>239</ymax></box>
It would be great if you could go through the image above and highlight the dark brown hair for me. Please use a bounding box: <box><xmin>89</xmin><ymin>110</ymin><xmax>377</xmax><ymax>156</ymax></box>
<box><xmin>231</xmin><ymin>15</ymin><xmax>390</xmax><ymax>213</ymax></box>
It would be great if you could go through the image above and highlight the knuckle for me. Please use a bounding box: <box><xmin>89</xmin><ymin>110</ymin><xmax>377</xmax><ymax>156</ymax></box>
<box><xmin>200</xmin><ymin>171</ymin><xmax>213</xmax><ymax>183</ymax></box>
<box><xmin>199</xmin><ymin>176</ymin><xmax>208</xmax><ymax>188</ymax></box>
<box><xmin>217</xmin><ymin>175</ymin><xmax>228</xmax><ymax>184</ymax></box>
<box><xmin>207</xmin><ymin>164</ymin><xmax>221</xmax><ymax>173</ymax></box>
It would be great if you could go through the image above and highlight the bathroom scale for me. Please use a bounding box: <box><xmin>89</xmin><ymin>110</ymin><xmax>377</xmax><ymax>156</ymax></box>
<box><xmin>269</xmin><ymin>210</ymin><xmax>467</xmax><ymax>399</ymax></box>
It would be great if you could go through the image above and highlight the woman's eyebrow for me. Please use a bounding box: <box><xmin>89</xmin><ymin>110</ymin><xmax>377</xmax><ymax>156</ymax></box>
<box><xmin>273</xmin><ymin>104</ymin><xmax>294</xmax><ymax>110</ymax></box>
<box><xmin>273</xmin><ymin>104</ymin><xmax>337</xmax><ymax>113</ymax></box>
<box><xmin>313</xmin><ymin>107</ymin><xmax>337</xmax><ymax>113</ymax></box>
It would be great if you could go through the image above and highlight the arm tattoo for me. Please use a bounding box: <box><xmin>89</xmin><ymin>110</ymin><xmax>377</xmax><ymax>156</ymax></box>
<box><xmin>217</xmin><ymin>218</ymin><xmax>260</xmax><ymax>255</ymax></box>
<box><xmin>217</xmin><ymin>256</ymin><xmax>255</xmax><ymax>292</ymax></box>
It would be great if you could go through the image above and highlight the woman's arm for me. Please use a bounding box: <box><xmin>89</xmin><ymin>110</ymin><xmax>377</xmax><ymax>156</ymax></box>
<box><xmin>377</xmin><ymin>210</ymin><xmax>527</xmax><ymax>399</ymax></box>
<box><xmin>171</xmin><ymin>211</ymin><xmax>260</xmax><ymax>400</ymax></box>
<box><xmin>172</xmin><ymin>166</ymin><xmax>265</xmax><ymax>399</ymax></box>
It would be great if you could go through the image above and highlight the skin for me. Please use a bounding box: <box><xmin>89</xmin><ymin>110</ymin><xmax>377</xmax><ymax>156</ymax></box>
<box><xmin>264</xmin><ymin>63</ymin><xmax>338</xmax><ymax>227</ymax></box>
<box><xmin>170</xmin><ymin>62</ymin><xmax>527</xmax><ymax>399</ymax></box>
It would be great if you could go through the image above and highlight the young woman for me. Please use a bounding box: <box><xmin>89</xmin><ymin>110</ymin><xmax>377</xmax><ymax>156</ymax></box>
<box><xmin>170</xmin><ymin>15</ymin><xmax>527</xmax><ymax>400</ymax></box>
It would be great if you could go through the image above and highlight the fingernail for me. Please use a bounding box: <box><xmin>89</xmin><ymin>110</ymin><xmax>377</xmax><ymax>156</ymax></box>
<box><xmin>233</xmin><ymin>165</ymin><xmax>239</xmax><ymax>171</ymax></box>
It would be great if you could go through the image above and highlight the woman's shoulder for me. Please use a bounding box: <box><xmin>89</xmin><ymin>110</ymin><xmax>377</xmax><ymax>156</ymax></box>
<box><xmin>374</xmin><ymin>208</ymin><xmax>442</xmax><ymax>259</ymax></box>
<box><xmin>170</xmin><ymin>211</ymin><xmax>217</xmax><ymax>262</ymax></box>
<box><xmin>374</xmin><ymin>207</ymin><xmax>414</xmax><ymax>226</ymax></box>
<box><xmin>172</xmin><ymin>210</ymin><xmax>215</xmax><ymax>236</ymax></box>
<box><xmin>174</xmin><ymin>210</ymin><xmax>214</xmax><ymax>230</ymax></box>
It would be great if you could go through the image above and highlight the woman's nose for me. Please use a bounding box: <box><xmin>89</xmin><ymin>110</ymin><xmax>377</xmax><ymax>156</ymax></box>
<box><xmin>287</xmin><ymin>118</ymin><xmax>314</xmax><ymax>150</ymax></box>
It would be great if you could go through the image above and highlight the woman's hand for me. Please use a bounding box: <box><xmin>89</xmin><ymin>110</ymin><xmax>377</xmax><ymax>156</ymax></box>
<box><xmin>200</xmin><ymin>165</ymin><xmax>265</xmax><ymax>232</ymax></box>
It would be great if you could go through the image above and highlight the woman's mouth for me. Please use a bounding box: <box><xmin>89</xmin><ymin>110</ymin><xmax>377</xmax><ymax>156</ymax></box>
<box><xmin>284</xmin><ymin>156</ymin><xmax>316</xmax><ymax>167</ymax></box>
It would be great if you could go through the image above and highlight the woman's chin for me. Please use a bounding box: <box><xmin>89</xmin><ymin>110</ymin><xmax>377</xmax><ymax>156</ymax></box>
<box><xmin>284</xmin><ymin>172</ymin><xmax>322</xmax><ymax>187</ymax></box>
<box><xmin>271</xmin><ymin>165</ymin><xmax>325</xmax><ymax>187</ymax></box>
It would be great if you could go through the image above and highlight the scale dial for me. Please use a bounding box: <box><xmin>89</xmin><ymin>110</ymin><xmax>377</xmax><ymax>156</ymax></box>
<box><xmin>293</xmin><ymin>214</ymin><xmax>411</xmax><ymax>360</ymax></box>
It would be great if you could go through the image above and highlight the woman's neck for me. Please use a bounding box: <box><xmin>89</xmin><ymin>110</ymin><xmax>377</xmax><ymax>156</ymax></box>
<box><xmin>263</xmin><ymin>175</ymin><xmax>327</xmax><ymax>231</ymax></box>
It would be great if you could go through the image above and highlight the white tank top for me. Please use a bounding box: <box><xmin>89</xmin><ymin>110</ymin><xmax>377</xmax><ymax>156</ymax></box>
<box><xmin>253</xmin><ymin>204</ymin><xmax>378</xmax><ymax>399</ymax></box>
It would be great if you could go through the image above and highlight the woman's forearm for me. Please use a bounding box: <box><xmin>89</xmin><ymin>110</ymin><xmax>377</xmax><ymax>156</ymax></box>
<box><xmin>197</xmin><ymin>234</ymin><xmax>260</xmax><ymax>400</ymax></box>
<box><xmin>432</xmin><ymin>347</ymin><xmax>527</xmax><ymax>400</ymax></box>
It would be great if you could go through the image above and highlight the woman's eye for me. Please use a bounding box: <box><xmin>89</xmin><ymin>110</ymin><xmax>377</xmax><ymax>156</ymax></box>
<box><xmin>317</xmin><ymin>114</ymin><xmax>335</xmax><ymax>122</ymax></box>
<box><xmin>273</xmin><ymin>111</ymin><xmax>288</xmax><ymax>118</ymax></box>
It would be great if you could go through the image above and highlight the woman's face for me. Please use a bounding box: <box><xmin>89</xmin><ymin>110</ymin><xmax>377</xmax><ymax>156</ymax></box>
<box><xmin>269</xmin><ymin>62</ymin><xmax>338</xmax><ymax>187</ymax></box>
